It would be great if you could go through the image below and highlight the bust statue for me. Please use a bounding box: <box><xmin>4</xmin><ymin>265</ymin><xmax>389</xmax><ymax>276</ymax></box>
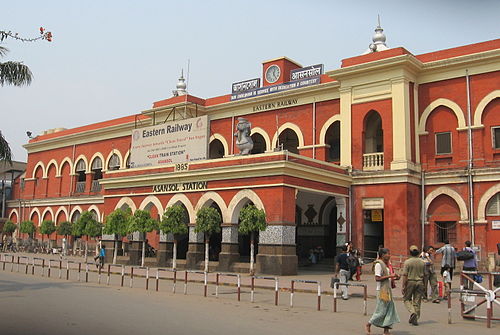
<box><xmin>234</xmin><ymin>117</ymin><xmax>253</xmax><ymax>155</ymax></box>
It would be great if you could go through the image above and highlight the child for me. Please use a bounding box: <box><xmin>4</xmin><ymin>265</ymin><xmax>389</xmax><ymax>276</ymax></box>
<box><xmin>442</xmin><ymin>264</ymin><xmax>452</xmax><ymax>299</ymax></box>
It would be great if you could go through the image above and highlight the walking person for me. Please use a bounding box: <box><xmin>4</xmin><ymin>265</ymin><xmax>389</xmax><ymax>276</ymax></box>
<box><xmin>402</xmin><ymin>245</ymin><xmax>425</xmax><ymax>326</ymax></box>
<box><xmin>98</xmin><ymin>245</ymin><xmax>106</xmax><ymax>269</ymax></box>
<box><xmin>365</xmin><ymin>248</ymin><xmax>400</xmax><ymax>334</ymax></box>
<box><xmin>436</xmin><ymin>240</ymin><xmax>456</xmax><ymax>281</ymax></box>
<box><xmin>335</xmin><ymin>245</ymin><xmax>351</xmax><ymax>300</ymax></box>
<box><xmin>421</xmin><ymin>246</ymin><xmax>440</xmax><ymax>303</ymax></box>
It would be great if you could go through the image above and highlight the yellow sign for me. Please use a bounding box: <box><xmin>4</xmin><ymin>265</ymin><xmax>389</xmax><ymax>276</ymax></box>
<box><xmin>371</xmin><ymin>209</ymin><xmax>383</xmax><ymax>222</ymax></box>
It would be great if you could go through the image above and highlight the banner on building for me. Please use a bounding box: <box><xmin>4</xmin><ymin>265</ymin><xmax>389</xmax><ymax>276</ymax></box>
<box><xmin>130</xmin><ymin>115</ymin><xmax>208</xmax><ymax>168</ymax></box>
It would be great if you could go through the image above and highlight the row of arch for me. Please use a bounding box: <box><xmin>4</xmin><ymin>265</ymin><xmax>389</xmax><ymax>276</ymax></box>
<box><xmin>418</xmin><ymin>90</ymin><xmax>499</xmax><ymax>134</ymax></box>
<box><xmin>28</xmin><ymin>91</ymin><xmax>499</xmax><ymax>179</ymax></box>
<box><xmin>424</xmin><ymin>183</ymin><xmax>500</xmax><ymax>222</ymax></box>
<box><xmin>9</xmin><ymin>189</ymin><xmax>266</xmax><ymax>226</ymax></box>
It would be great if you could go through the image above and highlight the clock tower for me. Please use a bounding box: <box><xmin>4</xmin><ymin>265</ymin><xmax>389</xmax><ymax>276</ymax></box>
<box><xmin>262</xmin><ymin>57</ymin><xmax>302</xmax><ymax>87</ymax></box>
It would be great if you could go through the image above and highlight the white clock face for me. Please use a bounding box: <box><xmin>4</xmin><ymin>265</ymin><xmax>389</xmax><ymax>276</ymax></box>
<box><xmin>265</xmin><ymin>65</ymin><xmax>281</xmax><ymax>84</ymax></box>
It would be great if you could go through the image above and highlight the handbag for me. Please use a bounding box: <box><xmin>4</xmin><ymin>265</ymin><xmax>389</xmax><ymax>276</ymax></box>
<box><xmin>473</xmin><ymin>274</ymin><xmax>483</xmax><ymax>284</ymax></box>
<box><xmin>456</xmin><ymin>250</ymin><xmax>474</xmax><ymax>261</ymax></box>
<box><xmin>330</xmin><ymin>277</ymin><xmax>340</xmax><ymax>288</ymax></box>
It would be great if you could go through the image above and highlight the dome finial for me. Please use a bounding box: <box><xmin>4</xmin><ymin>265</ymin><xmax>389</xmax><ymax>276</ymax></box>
<box><xmin>172</xmin><ymin>69</ymin><xmax>187</xmax><ymax>97</ymax></box>
<box><xmin>363</xmin><ymin>15</ymin><xmax>389</xmax><ymax>54</ymax></box>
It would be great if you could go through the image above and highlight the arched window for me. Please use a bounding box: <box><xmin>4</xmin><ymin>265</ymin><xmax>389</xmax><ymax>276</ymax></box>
<box><xmin>71</xmin><ymin>210</ymin><xmax>81</xmax><ymax>223</ymax></box>
<box><xmin>486</xmin><ymin>193</ymin><xmax>500</xmax><ymax>216</ymax></box>
<box><xmin>75</xmin><ymin>159</ymin><xmax>86</xmax><ymax>193</ymax></box>
<box><xmin>364</xmin><ymin>111</ymin><xmax>383</xmax><ymax>153</ymax></box>
<box><xmin>108</xmin><ymin>153</ymin><xmax>120</xmax><ymax>171</ymax></box>
<box><xmin>251</xmin><ymin>133</ymin><xmax>266</xmax><ymax>154</ymax></box>
<box><xmin>209</xmin><ymin>139</ymin><xmax>225</xmax><ymax>159</ymax></box>
<box><xmin>91</xmin><ymin>157</ymin><xmax>103</xmax><ymax>192</ymax></box>
<box><xmin>278</xmin><ymin>129</ymin><xmax>299</xmax><ymax>154</ymax></box>
<box><xmin>325</xmin><ymin>121</ymin><xmax>340</xmax><ymax>162</ymax></box>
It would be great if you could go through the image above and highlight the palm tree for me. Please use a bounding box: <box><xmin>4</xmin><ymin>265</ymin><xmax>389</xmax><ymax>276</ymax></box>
<box><xmin>0</xmin><ymin>131</ymin><xmax>12</xmax><ymax>163</ymax></box>
<box><xmin>0</xmin><ymin>45</ymin><xmax>32</xmax><ymax>87</ymax></box>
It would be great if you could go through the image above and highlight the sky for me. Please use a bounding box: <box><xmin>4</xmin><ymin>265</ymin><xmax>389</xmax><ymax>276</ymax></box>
<box><xmin>1</xmin><ymin>0</ymin><xmax>499</xmax><ymax>162</ymax></box>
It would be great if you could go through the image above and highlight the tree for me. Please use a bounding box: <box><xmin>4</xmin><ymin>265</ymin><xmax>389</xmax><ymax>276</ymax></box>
<box><xmin>73</xmin><ymin>211</ymin><xmax>102</xmax><ymax>263</ymax></box>
<box><xmin>57</xmin><ymin>221</ymin><xmax>73</xmax><ymax>256</ymax></box>
<box><xmin>0</xmin><ymin>131</ymin><xmax>12</xmax><ymax>164</ymax></box>
<box><xmin>2</xmin><ymin>220</ymin><xmax>16</xmax><ymax>236</ymax></box>
<box><xmin>104</xmin><ymin>208</ymin><xmax>131</xmax><ymax>264</ymax></box>
<box><xmin>40</xmin><ymin>220</ymin><xmax>56</xmax><ymax>248</ymax></box>
<box><xmin>195</xmin><ymin>207</ymin><xmax>221</xmax><ymax>272</ymax></box>
<box><xmin>56</xmin><ymin>221</ymin><xmax>73</xmax><ymax>239</ymax></box>
<box><xmin>127</xmin><ymin>209</ymin><xmax>158</xmax><ymax>267</ymax></box>
<box><xmin>1</xmin><ymin>28</ymin><xmax>52</xmax><ymax>163</ymax></box>
<box><xmin>238</xmin><ymin>205</ymin><xmax>267</xmax><ymax>275</ymax></box>
<box><xmin>160</xmin><ymin>205</ymin><xmax>188</xmax><ymax>270</ymax></box>
<box><xmin>19</xmin><ymin>220</ymin><xmax>36</xmax><ymax>239</ymax></box>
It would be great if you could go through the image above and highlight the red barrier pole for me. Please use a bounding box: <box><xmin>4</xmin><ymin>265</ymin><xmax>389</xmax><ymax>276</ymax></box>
<box><xmin>156</xmin><ymin>270</ymin><xmax>159</xmax><ymax>292</ymax></box>
<box><xmin>317</xmin><ymin>283</ymin><xmax>321</xmax><ymax>311</ymax></box>
<box><xmin>363</xmin><ymin>285</ymin><xmax>367</xmax><ymax>316</ymax></box>
<box><xmin>215</xmin><ymin>273</ymin><xmax>219</xmax><ymax>298</ymax></box>
<box><xmin>237</xmin><ymin>275</ymin><xmax>241</xmax><ymax>302</ymax></box>
<box><xmin>448</xmin><ymin>289</ymin><xmax>452</xmax><ymax>324</ymax></box>
<box><xmin>48</xmin><ymin>261</ymin><xmax>51</xmax><ymax>278</ymax></box>
<box><xmin>16</xmin><ymin>256</ymin><xmax>19</xmax><ymax>272</ymax></box>
<box><xmin>107</xmin><ymin>264</ymin><xmax>111</xmax><ymax>285</ymax></box>
<box><xmin>251</xmin><ymin>277</ymin><xmax>255</xmax><ymax>302</ymax></box>
<box><xmin>290</xmin><ymin>280</ymin><xmax>295</xmax><ymax>307</ymax></box>
<box><xmin>32</xmin><ymin>259</ymin><xmax>35</xmax><ymax>275</ymax></box>
<box><xmin>146</xmin><ymin>268</ymin><xmax>149</xmax><ymax>290</ymax></box>
<box><xmin>184</xmin><ymin>271</ymin><xmax>188</xmax><ymax>295</ymax></box>
<box><xmin>120</xmin><ymin>266</ymin><xmax>124</xmax><ymax>287</ymax></box>
<box><xmin>204</xmin><ymin>272</ymin><xmax>207</xmax><ymax>297</ymax></box>
<box><xmin>85</xmin><ymin>263</ymin><xmax>89</xmax><ymax>283</ymax></box>
<box><xmin>59</xmin><ymin>260</ymin><xmax>62</xmax><ymax>279</ymax></box>
<box><xmin>275</xmin><ymin>278</ymin><xmax>279</xmax><ymax>306</ymax></box>
<box><xmin>173</xmin><ymin>270</ymin><xmax>177</xmax><ymax>294</ymax></box>
<box><xmin>66</xmin><ymin>262</ymin><xmax>70</xmax><ymax>280</ymax></box>
<box><xmin>130</xmin><ymin>267</ymin><xmax>134</xmax><ymax>288</ymax></box>
<box><xmin>333</xmin><ymin>283</ymin><xmax>338</xmax><ymax>313</ymax></box>
<box><xmin>78</xmin><ymin>263</ymin><xmax>81</xmax><ymax>282</ymax></box>
<box><xmin>41</xmin><ymin>259</ymin><xmax>45</xmax><ymax>277</ymax></box>
<box><xmin>98</xmin><ymin>264</ymin><xmax>102</xmax><ymax>284</ymax></box>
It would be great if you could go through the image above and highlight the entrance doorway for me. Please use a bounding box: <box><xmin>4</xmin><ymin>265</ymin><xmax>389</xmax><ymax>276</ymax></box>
<box><xmin>363</xmin><ymin>209</ymin><xmax>384</xmax><ymax>260</ymax></box>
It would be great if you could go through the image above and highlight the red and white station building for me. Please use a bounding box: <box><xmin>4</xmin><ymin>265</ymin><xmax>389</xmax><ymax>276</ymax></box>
<box><xmin>7</xmin><ymin>26</ymin><xmax>500</xmax><ymax>274</ymax></box>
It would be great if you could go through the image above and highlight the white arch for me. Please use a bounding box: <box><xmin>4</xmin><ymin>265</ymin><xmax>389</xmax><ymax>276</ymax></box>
<box><xmin>418</xmin><ymin>98</ymin><xmax>466</xmax><ymax>134</ymax></box>
<box><xmin>477</xmin><ymin>183</ymin><xmax>500</xmax><ymax>222</ymax></box>
<box><xmin>32</xmin><ymin>161</ymin><xmax>45</xmax><ymax>179</ymax></box>
<box><xmin>139</xmin><ymin>195</ymin><xmax>164</xmax><ymax>215</ymax></box>
<box><xmin>105</xmin><ymin>150</ymin><xmax>123</xmax><ymax>171</ymax></box>
<box><xmin>319</xmin><ymin>115</ymin><xmax>341</xmax><ymax>145</ymax></box>
<box><xmin>209</xmin><ymin>134</ymin><xmax>229</xmax><ymax>157</ymax></box>
<box><xmin>8</xmin><ymin>209</ymin><xmax>19</xmax><ymax>223</ymax></box>
<box><xmin>194</xmin><ymin>191</ymin><xmax>229</xmax><ymax>222</ymax></box>
<box><xmin>87</xmin><ymin>205</ymin><xmax>102</xmax><ymax>222</ymax></box>
<box><xmin>58</xmin><ymin>157</ymin><xmax>73</xmax><ymax>177</ymax></box>
<box><xmin>227</xmin><ymin>189</ymin><xmax>266</xmax><ymax>224</ymax></box>
<box><xmin>69</xmin><ymin>206</ymin><xmax>83</xmax><ymax>222</ymax></box>
<box><xmin>424</xmin><ymin>186</ymin><xmax>468</xmax><ymax>222</ymax></box>
<box><xmin>45</xmin><ymin>159</ymin><xmax>59</xmax><ymax>178</ymax></box>
<box><xmin>271</xmin><ymin>122</ymin><xmax>305</xmax><ymax>150</ymax></box>
<box><xmin>73</xmin><ymin>155</ymin><xmax>90</xmax><ymax>174</ymax></box>
<box><xmin>166</xmin><ymin>194</ymin><xmax>196</xmax><ymax>223</ymax></box>
<box><xmin>89</xmin><ymin>152</ymin><xmax>105</xmax><ymax>170</ymax></box>
<box><xmin>250</xmin><ymin>127</ymin><xmax>271</xmax><ymax>152</ymax></box>
<box><xmin>473</xmin><ymin>90</ymin><xmax>500</xmax><ymax>127</ymax></box>
<box><xmin>115</xmin><ymin>197</ymin><xmax>137</xmax><ymax>212</ymax></box>
<box><xmin>54</xmin><ymin>207</ymin><xmax>69</xmax><ymax>224</ymax></box>
<box><xmin>123</xmin><ymin>150</ymin><xmax>131</xmax><ymax>169</ymax></box>
<box><xmin>29</xmin><ymin>208</ymin><xmax>42</xmax><ymax>226</ymax></box>
<box><xmin>41</xmin><ymin>207</ymin><xmax>55</xmax><ymax>222</ymax></box>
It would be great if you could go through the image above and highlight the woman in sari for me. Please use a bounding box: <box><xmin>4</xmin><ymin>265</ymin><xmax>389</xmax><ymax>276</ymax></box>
<box><xmin>366</xmin><ymin>248</ymin><xmax>400</xmax><ymax>334</ymax></box>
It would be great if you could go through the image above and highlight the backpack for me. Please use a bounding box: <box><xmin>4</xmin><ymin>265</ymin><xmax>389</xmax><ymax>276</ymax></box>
<box><xmin>347</xmin><ymin>254</ymin><xmax>358</xmax><ymax>270</ymax></box>
<box><xmin>456</xmin><ymin>250</ymin><xmax>474</xmax><ymax>261</ymax></box>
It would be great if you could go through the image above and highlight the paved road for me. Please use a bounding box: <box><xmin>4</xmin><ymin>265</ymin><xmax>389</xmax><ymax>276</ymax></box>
<box><xmin>0</xmin><ymin>270</ymin><xmax>498</xmax><ymax>335</ymax></box>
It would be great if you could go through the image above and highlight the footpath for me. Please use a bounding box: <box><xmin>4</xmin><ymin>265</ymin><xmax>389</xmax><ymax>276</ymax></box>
<box><xmin>1</xmin><ymin>252</ymin><xmax>499</xmax><ymax>331</ymax></box>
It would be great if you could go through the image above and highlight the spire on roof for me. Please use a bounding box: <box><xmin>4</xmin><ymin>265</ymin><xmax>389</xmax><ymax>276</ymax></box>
<box><xmin>172</xmin><ymin>70</ymin><xmax>187</xmax><ymax>97</ymax></box>
<box><xmin>363</xmin><ymin>15</ymin><xmax>389</xmax><ymax>54</ymax></box>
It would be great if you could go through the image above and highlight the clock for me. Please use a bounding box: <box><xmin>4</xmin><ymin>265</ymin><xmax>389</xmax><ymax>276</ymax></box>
<box><xmin>265</xmin><ymin>65</ymin><xmax>281</xmax><ymax>84</ymax></box>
